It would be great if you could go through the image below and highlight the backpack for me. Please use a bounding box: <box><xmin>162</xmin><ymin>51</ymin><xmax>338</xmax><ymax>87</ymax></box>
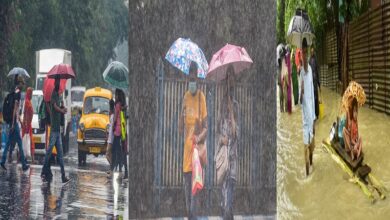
<box><xmin>120</xmin><ymin>110</ymin><xmax>127</xmax><ymax>141</ymax></box>
<box><xmin>2</xmin><ymin>92</ymin><xmax>15</xmax><ymax>124</ymax></box>
<box><xmin>38</xmin><ymin>100</ymin><xmax>51</xmax><ymax>130</ymax></box>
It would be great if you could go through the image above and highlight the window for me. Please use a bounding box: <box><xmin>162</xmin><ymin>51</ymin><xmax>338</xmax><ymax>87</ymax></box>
<box><xmin>83</xmin><ymin>96</ymin><xmax>109</xmax><ymax>115</ymax></box>
<box><xmin>32</xmin><ymin>94</ymin><xmax>43</xmax><ymax>113</ymax></box>
<box><xmin>71</xmin><ymin>91</ymin><xmax>85</xmax><ymax>102</ymax></box>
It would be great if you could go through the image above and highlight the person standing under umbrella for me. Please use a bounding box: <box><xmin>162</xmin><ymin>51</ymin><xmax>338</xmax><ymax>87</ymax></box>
<box><xmin>110</xmin><ymin>89</ymin><xmax>127</xmax><ymax>178</ymax></box>
<box><xmin>299</xmin><ymin>38</ymin><xmax>316</xmax><ymax>176</ymax></box>
<box><xmin>309</xmin><ymin>45</ymin><xmax>321</xmax><ymax>118</ymax></box>
<box><xmin>41</xmin><ymin>77</ymin><xmax>70</xmax><ymax>184</ymax></box>
<box><xmin>0</xmin><ymin>75</ymin><xmax>30</xmax><ymax>171</ymax></box>
<box><xmin>218</xmin><ymin>66</ymin><xmax>240</xmax><ymax>220</ymax></box>
<box><xmin>178</xmin><ymin>64</ymin><xmax>208</xmax><ymax>220</ymax></box>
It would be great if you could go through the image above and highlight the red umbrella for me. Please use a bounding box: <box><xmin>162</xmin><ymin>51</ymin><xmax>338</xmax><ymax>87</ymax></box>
<box><xmin>47</xmin><ymin>64</ymin><xmax>75</xmax><ymax>79</ymax></box>
<box><xmin>43</xmin><ymin>77</ymin><xmax>67</xmax><ymax>102</ymax></box>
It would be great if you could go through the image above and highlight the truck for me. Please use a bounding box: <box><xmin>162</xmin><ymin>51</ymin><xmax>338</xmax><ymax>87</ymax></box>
<box><xmin>33</xmin><ymin>49</ymin><xmax>72</xmax><ymax>155</ymax></box>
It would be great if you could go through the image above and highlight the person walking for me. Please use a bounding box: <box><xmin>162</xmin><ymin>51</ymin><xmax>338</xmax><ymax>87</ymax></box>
<box><xmin>299</xmin><ymin>38</ymin><xmax>316</xmax><ymax>176</ymax></box>
<box><xmin>106</xmin><ymin>99</ymin><xmax>115</xmax><ymax>177</ymax></box>
<box><xmin>178</xmin><ymin>64</ymin><xmax>208</xmax><ymax>220</ymax></box>
<box><xmin>40</xmin><ymin>78</ymin><xmax>70</xmax><ymax>184</ymax></box>
<box><xmin>0</xmin><ymin>75</ymin><xmax>30</xmax><ymax>171</ymax></box>
<box><xmin>22</xmin><ymin>87</ymin><xmax>35</xmax><ymax>163</ymax></box>
<box><xmin>218</xmin><ymin>66</ymin><xmax>239</xmax><ymax>220</ymax></box>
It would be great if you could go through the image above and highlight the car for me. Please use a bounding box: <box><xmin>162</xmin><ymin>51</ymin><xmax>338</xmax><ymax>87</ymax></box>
<box><xmin>77</xmin><ymin>87</ymin><xmax>112</xmax><ymax>165</ymax></box>
<box><xmin>31</xmin><ymin>90</ymin><xmax>46</xmax><ymax>155</ymax></box>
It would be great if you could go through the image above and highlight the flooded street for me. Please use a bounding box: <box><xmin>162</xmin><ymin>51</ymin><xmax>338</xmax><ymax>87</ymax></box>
<box><xmin>0</xmin><ymin>135</ymin><xmax>128</xmax><ymax>219</ymax></box>
<box><xmin>277</xmin><ymin>87</ymin><xmax>390</xmax><ymax>219</ymax></box>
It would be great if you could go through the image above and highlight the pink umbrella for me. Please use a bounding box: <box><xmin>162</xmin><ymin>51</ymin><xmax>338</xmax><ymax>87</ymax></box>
<box><xmin>206</xmin><ymin>44</ymin><xmax>253</xmax><ymax>81</ymax></box>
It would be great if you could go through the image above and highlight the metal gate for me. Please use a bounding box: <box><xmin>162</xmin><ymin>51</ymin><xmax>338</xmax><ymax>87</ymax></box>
<box><xmin>153</xmin><ymin>59</ymin><xmax>263</xmax><ymax>215</ymax></box>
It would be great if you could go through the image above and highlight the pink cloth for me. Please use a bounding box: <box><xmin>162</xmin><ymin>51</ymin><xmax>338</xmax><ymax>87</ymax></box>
<box><xmin>114</xmin><ymin>103</ymin><xmax>121</xmax><ymax>137</ymax></box>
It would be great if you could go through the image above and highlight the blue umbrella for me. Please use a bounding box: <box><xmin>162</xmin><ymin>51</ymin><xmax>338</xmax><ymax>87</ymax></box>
<box><xmin>7</xmin><ymin>67</ymin><xmax>30</xmax><ymax>78</ymax></box>
<box><xmin>165</xmin><ymin>38</ymin><xmax>209</xmax><ymax>79</ymax></box>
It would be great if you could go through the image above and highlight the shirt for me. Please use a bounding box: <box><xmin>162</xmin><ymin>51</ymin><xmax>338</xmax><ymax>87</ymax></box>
<box><xmin>300</xmin><ymin>65</ymin><xmax>316</xmax><ymax>144</ymax></box>
<box><xmin>50</xmin><ymin>91</ymin><xmax>61</xmax><ymax>132</ymax></box>
<box><xmin>182</xmin><ymin>90</ymin><xmax>207</xmax><ymax>173</ymax></box>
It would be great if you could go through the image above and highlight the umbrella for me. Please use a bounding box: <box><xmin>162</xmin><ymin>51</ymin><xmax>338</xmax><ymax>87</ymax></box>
<box><xmin>165</xmin><ymin>38</ymin><xmax>209</xmax><ymax>79</ymax></box>
<box><xmin>341</xmin><ymin>81</ymin><xmax>366</xmax><ymax>113</ymax></box>
<box><xmin>206</xmin><ymin>44</ymin><xmax>253</xmax><ymax>82</ymax></box>
<box><xmin>47</xmin><ymin>64</ymin><xmax>75</xmax><ymax>79</ymax></box>
<box><xmin>287</xmin><ymin>9</ymin><xmax>315</xmax><ymax>48</ymax></box>
<box><xmin>102</xmin><ymin>61</ymin><xmax>129</xmax><ymax>90</ymax></box>
<box><xmin>7</xmin><ymin>67</ymin><xmax>30</xmax><ymax>78</ymax></box>
<box><xmin>43</xmin><ymin>77</ymin><xmax>67</xmax><ymax>102</ymax></box>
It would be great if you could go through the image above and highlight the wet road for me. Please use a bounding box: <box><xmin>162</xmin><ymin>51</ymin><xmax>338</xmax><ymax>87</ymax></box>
<box><xmin>0</xmin><ymin>135</ymin><xmax>128</xmax><ymax>219</ymax></box>
<box><xmin>277</xmin><ymin>87</ymin><xmax>390</xmax><ymax>220</ymax></box>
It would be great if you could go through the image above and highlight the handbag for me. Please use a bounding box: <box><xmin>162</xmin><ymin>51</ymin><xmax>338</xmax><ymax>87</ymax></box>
<box><xmin>194</xmin><ymin>92</ymin><xmax>207</xmax><ymax>166</ymax></box>
<box><xmin>319</xmin><ymin>87</ymin><xmax>324</xmax><ymax>119</ymax></box>
<box><xmin>215</xmin><ymin>144</ymin><xmax>229</xmax><ymax>185</ymax></box>
<box><xmin>22</xmin><ymin>133</ymin><xmax>31</xmax><ymax>159</ymax></box>
<box><xmin>191</xmin><ymin>148</ymin><xmax>203</xmax><ymax>195</ymax></box>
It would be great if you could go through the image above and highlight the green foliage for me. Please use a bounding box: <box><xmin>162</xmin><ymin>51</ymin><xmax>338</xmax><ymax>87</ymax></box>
<box><xmin>277</xmin><ymin>0</ymin><xmax>368</xmax><ymax>50</ymax></box>
<box><xmin>3</xmin><ymin>0</ymin><xmax>128</xmax><ymax>89</ymax></box>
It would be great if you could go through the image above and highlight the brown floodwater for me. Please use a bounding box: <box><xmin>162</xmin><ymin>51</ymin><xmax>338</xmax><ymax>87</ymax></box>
<box><xmin>277</xmin><ymin>87</ymin><xmax>390</xmax><ymax>219</ymax></box>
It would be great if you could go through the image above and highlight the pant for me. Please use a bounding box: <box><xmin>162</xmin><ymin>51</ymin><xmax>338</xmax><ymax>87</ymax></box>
<box><xmin>222</xmin><ymin>177</ymin><xmax>236</xmax><ymax>220</ymax></box>
<box><xmin>184</xmin><ymin>172</ymin><xmax>197</xmax><ymax>220</ymax></box>
<box><xmin>41</xmin><ymin>131</ymin><xmax>65</xmax><ymax>180</ymax></box>
<box><xmin>122</xmin><ymin>147</ymin><xmax>128</xmax><ymax>176</ymax></box>
<box><xmin>314</xmin><ymin>88</ymin><xmax>319</xmax><ymax>118</ymax></box>
<box><xmin>111</xmin><ymin>136</ymin><xmax>122</xmax><ymax>171</ymax></box>
<box><xmin>1</xmin><ymin>123</ymin><xmax>28</xmax><ymax>167</ymax></box>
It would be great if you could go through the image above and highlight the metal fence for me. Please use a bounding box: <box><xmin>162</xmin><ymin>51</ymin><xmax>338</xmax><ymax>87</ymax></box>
<box><xmin>324</xmin><ymin>28</ymin><xmax>339</xmax><ymax>91</ymax></box>
<box><xmin>348</xmin><ymin>3</ymin><xmax>390</xmax><ymax>114</ymax></box>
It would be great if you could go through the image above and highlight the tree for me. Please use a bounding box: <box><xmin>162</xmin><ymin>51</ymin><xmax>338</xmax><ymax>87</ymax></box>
<box><xmin>2</xmin><ymin>0</ymin><xmax>128</xmax><ymax>91</ymax></box>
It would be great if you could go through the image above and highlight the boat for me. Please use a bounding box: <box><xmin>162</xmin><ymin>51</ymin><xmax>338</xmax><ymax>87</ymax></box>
<box><xmin>322</xmin><ymin>119</ymin><xmax>387</xmax><ymax>202</ymax></box>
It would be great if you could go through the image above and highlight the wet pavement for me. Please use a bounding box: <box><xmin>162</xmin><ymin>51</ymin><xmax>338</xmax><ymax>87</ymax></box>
<box><xmin>0</xmin><ymin>134</ymin><xmax>128</xmax><ymax>219</ymax></box>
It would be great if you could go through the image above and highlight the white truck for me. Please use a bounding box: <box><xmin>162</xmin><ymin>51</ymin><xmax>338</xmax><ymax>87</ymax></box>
<box><xmin>33</xmin><ymin>49</ymin><xmax>72</xmax><ymax>155</ymax></box>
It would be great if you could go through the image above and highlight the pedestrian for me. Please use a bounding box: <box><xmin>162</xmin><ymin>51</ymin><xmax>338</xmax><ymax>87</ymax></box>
<box><xmin>178</xmin><ymin>64</ymin><xmax>208</xmax><ymax>220</ymax></box>
<box><xmin>309</xmin><ymin>45</ymin><xmax>321</xmax><ymax>118</ymax></box>
<box><xmin>217</xmin><ymin>66</ymin><xmax>239</xmax><ymax>220</ymax></box>
<box><xmin>106</xmin><ymin>99</ymin><xmax>115</xmax><ymax>177</ymax></box>
<box><xmin>40</xmin><ymin>77</ymin><xmax>70</xmax><ymax>184</ymax></box>
<box><xmin>119</xmin><ymin>96</ymin><xmax>128</xmax><ymax>180</ymax></box>
<box><xmin>299</xmin><ymin>38</ymin><xmax>316</xmax><ymax>176</ymax></box>
<box><xmin>277</xmin><ymin>44</ymin><xmax>286</xmax><ymax>112</ymax></box>
<box><xmin>22</xmin><ymin>87</ymin><xmax>35</xmax><ymax>163</ymax></box>
<box><xmin>0</xmin><ymin>75</ymin><xmax>30</xmax><ymax>172</ymax></box>
<box><xmin>110</xmin><ymin>89</ymin><xmax>125</xmax><ymax>177</ymax></box>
